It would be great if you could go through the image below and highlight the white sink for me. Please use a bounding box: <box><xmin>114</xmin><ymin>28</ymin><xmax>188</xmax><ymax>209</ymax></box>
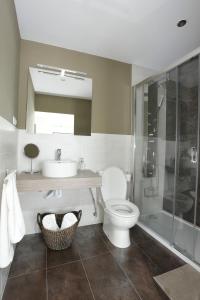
<box><xmin>42</xmin><ymin>160</ymin><xmax>78</xmax><ymax>178</ymax></box>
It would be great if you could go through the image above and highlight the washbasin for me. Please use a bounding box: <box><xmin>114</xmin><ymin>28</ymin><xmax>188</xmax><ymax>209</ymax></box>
<box><xmin>42</xmin><ymin>160</ymin><xmax>78</xmax><ymax>178</ymax></box>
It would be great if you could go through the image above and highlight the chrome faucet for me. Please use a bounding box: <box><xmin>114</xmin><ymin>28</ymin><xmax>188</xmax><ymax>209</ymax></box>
<box><xmin>56</xmin><ymin>149</ymin><xmax>62</xmax><ymax>161</ymax></box>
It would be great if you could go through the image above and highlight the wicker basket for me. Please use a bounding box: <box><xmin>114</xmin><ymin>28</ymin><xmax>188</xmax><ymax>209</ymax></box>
<box><xmin>37</xmin><ymin>210</ymin><xmax>82</xmax><ymax>250</ymax></box>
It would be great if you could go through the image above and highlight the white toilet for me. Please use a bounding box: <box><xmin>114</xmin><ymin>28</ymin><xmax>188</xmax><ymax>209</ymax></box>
<box><xmin>100</xmin><ymin>167</ymin><xmax>140</xmax><ymax>248</ymax></box>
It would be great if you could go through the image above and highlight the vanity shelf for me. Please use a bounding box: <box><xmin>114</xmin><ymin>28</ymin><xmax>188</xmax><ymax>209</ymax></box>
<box><xmin>16</xmin><ymin>169</ymin><xmax>101</xmax><ymax>192</ymax></box>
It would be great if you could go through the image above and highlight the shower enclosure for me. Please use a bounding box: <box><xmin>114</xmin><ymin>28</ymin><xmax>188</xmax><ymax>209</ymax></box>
<box><xmin>133</xmin><ymin>55</ymin><xmax>200</xmax><ymax>265</ymax></box>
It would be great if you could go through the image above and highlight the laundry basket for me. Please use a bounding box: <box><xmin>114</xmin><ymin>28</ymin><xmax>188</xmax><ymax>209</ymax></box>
<box><xmin>37</xmin><ymin>210</ymin><xmax>82</xmax><ymax>250</ymax></box>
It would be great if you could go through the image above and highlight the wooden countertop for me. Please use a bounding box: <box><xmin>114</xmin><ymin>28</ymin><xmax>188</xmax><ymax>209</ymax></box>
<box><xmin>16</xmin><ymin>169</ymin><xmax>101</xmax><ymax>192</ymax></box>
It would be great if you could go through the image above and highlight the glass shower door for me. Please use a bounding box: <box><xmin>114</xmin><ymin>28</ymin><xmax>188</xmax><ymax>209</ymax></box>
<box><xmin>134</xmin><ymin>55</ymin><xmax>200</xmax><ymax>265</ymax></box>
<box><xmin>163</xmin><ymin>68</ymin><xmax>177</xmax><ymax>245</ymax></box>
<box><xmin>134</xmin><ymin>75</ymin><xmax>174</xmax><ymax>243</ymax></box>
<box><xmin>173</xmin><ymin>56</ymin><xmax>199</xmax><ymax>260</ymax></box>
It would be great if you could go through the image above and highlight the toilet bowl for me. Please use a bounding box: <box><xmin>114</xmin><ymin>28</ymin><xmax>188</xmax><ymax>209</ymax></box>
<box><xmin>100</xmin><ymin>167</ymin><xmax>140</xmax><ymax>248</ymax></box>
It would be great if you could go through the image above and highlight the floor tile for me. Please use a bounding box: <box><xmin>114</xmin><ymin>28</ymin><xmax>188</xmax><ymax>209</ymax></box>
<box><xmin>4</xmin><ymin>224</ymin><xmax>186</xmax><ymax>300</ymax></box>
<box><xmin>47</xmin><ymin>261</ymin><xmax>94</xmax><ymax>300</ymax></box>
<box><xmin>9</xmin><ymin>234</ymin><xmax>46</xmax><ymax>277</ymax></box>
<box><xmin>83</xmin><ymin>253</ymin><xmax>140</xmax><ymax>300</ymax></box>
<box><xmin>131</xmin><ymin>226</ymin><xmax>185</xmax><ymax>273</ymax></box>
<box><xmin>3</xmin><ymin>270</ymin><xmax>46</xmax><ymax>300</ymax></box>
<box><xmin>130</xmin><ymin>225</ymin><xmax>153</xmax><ymax>248</ymax></box>
<box><xmin>47</xmin><ymin>241</ymin><xmax>80</xmax><ymax>269</ymax></box>
<box><xmin>98</xmin><ymin>227</ymin><xmax>118</xmax><ymax>251</ymax></box>
<box><xmin>145</xmin><ymin>242</ymin><xmax>185</xmax><ymax>273</ymax></box>
<box><xmin>75</xmin><ymin>225</ymin><xmax>109</xmax><ymax>259</ymax></box>
<box><xmin>111</xmin><ymin>244</ymin><xmax>169</xmax><ymax>300</ymax></box>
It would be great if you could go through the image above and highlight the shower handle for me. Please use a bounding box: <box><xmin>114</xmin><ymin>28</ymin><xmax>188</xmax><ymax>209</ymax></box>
<box><xmin>191</xmin><ymin>147</ymin><xmax>197</xmax><ymax>163</ymax></box>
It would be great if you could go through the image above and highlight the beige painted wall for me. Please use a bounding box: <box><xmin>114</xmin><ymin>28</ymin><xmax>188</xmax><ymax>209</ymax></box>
<box><xmin>26</xmin><ymin>76</ymin><xmax>35</xmax><ymax>134</ymax></box>
<box><xmin>0</xmin><ymin>0</ymin><xmax>20</xmax><ymax>124</ymax></box>
<box><xmin>18</xmin><ymin>40</ymin><xmax>132</xmax><ymax>134</ymax></box>
<box><xmin>35</xmin><ymin>94</ymin><xmax>92</xmax><ymax>135</ymax></box>
<box><xmin>0</xmin><ymin>1</ymin><xmax>20</xmax><ymax>297</ymax></box>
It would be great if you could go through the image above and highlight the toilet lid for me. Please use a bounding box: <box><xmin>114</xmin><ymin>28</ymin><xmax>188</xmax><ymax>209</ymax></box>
<box><xmin>106</xmin><ymin>199</ymin><xmax>140</xmax><ymax>218</ymax></box>
<box><xmin>101</xmin><ymin>167</ymin><xmax>127</xmax><ymax>201</ymax></box>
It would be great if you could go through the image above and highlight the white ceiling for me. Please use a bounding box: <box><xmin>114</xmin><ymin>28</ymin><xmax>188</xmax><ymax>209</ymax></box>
<box><xmin>14</xmin><ymin>0</ymin><xmax>200</xmax><ymax>70</ymax></box>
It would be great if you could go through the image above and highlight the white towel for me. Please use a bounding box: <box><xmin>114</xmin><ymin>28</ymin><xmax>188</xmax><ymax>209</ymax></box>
<box><xmin>0</xmin><ymin>171</ymin><xmax>25</xmax><ymax>268</ymax></box>
<box><xmin>61</xmin><ymin>213</ymin><xmax>77</xmax><ymax>230</ymax></box>
<box><xmin>0</xmin><ymin>184</ymin><xmax>14</xmax><ymax>268</ymax></box>
<box><xmin>7</xmin><ymin>172</ymin><xmax>25</xmax><ymax>244</ymax></box>
<box><xmin>42</xmin><ymin>214</ymin><xmax>59</xmax><ymax>231</ymax></box>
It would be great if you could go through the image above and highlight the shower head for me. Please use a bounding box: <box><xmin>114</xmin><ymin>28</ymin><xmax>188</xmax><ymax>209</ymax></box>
<box><xmin>157</xmin><ymin>80</ymin><xmax>166</xmax><ymax>88</ymax></box>
<box><xmin>158</xmin><ymin>95</ymin><xmax>165</xmax><ymax>109</ymax></box>
<box><xmin>157</xmin><ymin>78</ymin><xmax>166</xmax><ymax>110</ymax></box>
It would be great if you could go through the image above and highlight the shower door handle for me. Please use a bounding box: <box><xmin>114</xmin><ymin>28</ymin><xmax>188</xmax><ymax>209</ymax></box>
<box><xmin>191</xmin><ymin>147</ymin><xmax>197</xmax><ymax>163</ymax></box>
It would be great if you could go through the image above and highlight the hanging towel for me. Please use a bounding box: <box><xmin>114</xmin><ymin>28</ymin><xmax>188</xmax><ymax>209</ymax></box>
<box><xmin>0</xmin><ymin>184</ymin><xmax>14</xmax><ymax>268</ymax></box>
<box><xmin>7</xmin><ymin>172</ymin><xmax>25</xmax><ymax>244</ymax></box>
<box><xmin>0</xmin><ymin>171</ymin><xmax>25</xmax><ymax>268</ymax></box>
<box><xmin>61</xmin><ymin>213</ymin><xmax>77</xmax><ymax>230</ymax></box>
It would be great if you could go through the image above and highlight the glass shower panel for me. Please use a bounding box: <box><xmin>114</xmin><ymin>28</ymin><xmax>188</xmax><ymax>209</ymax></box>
<box><xmin>163</xmin><ymin>69</ymin><xmax>177</xmax><ymax>216</ymax></box>
<box><xmin>173</xmin><ymin>57</ymin><xmax>199</xmax><ymax>259</ymax></box>
<box><xmin>134</xmin><ymin>75</ymin><xmax>174</xmax><ymax>243</ymax></box>
<box><xmin>134</xmin><ymin>84</ymin><xmax>146</xmax><ymax>212</ymax></box>
<box><xmin>134</xmin><ymin>55</ymin><xmax>200</xmax><ymax>266</ymax></box>
<box><xmin>192</xmin><ymin>56</ymin><xmax>200</xmax><ymax>265</ymax></box>
<box><xmin>141</xmin><ymin>80</ymin><xmax>161</xmax><ymax>217</ymax></box>
<box><xmin>162</xmin><ymin>69</ymin><xmax>177</xmax><ymax>244</ymax></box>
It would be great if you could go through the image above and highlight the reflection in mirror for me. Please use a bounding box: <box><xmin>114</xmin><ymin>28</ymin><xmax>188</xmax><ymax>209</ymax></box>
<box><xmin>26</xmin><ymin>65</ymin><xmax>92</xmax><ymax>135</ymax></box>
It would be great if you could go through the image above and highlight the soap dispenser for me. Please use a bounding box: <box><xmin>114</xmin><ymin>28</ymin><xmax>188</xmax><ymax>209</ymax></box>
<box><xmin>79</xmin><ymin>157</ymin><xmax>85</xmax><ymax>170</ymax></box>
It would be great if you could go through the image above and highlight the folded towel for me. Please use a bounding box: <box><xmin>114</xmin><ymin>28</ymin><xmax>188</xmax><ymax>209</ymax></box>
<box><xmin>42</xmin><ymin>214</ymin><xmax>59</xmax><ymax>231</ymax></box>
<box><xmin>0</xmin><ymin>171</ymin><xmax>25</xmax><ymax>268</ymax></box>
<box><xmin>61</xmin><ymin>213</ymin><xmax>77</xmax><ymax>230</ymax></box>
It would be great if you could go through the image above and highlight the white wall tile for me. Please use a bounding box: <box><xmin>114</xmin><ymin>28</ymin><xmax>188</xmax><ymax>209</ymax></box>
<box><xmin>0</xmin><ymin>124</ymin><xmax>131</xmax><ymax>297</ymax></box>
<box><xmin>0</xmin><ymin>117</ymin><xmax>17</xmax><ymax>299</ymax></box>
<box><xmin>17</xmin><ymin>130</ymin><xmax>132</xmax><ymax>234</ymax></box>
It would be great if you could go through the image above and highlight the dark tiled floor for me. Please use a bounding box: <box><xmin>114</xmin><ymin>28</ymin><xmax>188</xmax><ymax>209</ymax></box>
<box><xmin>48</xmin><ymin>262</ymin><xmax>94</xmax><ymax>300</ymax></box>
<box><xmin>9</xmin><ymin>234</ymin><xmax>46</xmax><ymax>277</ymax></box>
<box><xmin>3</xmin><ymin>224</ymin><xmax>185</xmax><ymax>300</ymax></box>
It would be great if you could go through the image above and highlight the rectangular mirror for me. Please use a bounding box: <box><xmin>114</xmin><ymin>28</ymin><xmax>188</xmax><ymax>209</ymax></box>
<box><xmin>26</xmin><ymin>65</ymin><xmax>92</xmax><ymax>135</ymax></box>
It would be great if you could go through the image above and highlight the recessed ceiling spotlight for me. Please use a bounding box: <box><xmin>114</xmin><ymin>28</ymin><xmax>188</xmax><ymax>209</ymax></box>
<box><xmin>177</xmin><ymin>19</ymin><xmax>187</xmax><ymax>27</ymax></box>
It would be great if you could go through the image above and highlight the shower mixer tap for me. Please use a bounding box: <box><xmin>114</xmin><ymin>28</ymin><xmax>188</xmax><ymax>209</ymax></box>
<box><xmin>191</xmin><ymin>147</ymin><xmax>197</xmax><ymax>164</ymax></box>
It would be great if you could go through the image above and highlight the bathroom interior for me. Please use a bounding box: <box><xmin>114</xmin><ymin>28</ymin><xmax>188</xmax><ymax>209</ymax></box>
<box><xmin>1</xmin><ymin>0</ymin><xmax>200</xmax><ymax>299</ymax></box>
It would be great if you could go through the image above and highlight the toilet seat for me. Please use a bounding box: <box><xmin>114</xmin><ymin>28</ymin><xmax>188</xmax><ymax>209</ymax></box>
<box><xmin>105</xmin><ymin>199</ymin><xmax>139</xmax><ymax>218</ymax></box>
<box><xmin>101</xmin><ymin>167</ymin><xmax>140</xmax><ymax>248</ymax></box>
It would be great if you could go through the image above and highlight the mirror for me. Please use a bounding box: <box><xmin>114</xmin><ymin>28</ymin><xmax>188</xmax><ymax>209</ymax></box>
<box><xmin>26</xmin><ymin>65</ymin><xmax>92</xmax><ymax>136</ymax></box>
<box><xmin>24</xmin><ymin>143</ymin><xmax>40</xmax><ymax>159</ymax></box>
<box><xmin>24</xmin><ymin>143</ymin><xmax>40</xmax><ymax>174</ymax></box>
